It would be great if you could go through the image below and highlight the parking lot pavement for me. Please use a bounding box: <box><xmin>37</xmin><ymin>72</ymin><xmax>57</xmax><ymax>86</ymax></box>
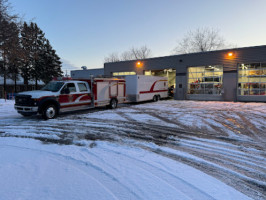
<box><xmin>0</xmin><ymin>99</ymin><xmax>266</xmax><ymax>199</ymax></box>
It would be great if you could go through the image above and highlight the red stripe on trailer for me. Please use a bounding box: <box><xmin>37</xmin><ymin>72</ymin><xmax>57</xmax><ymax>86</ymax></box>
<box><xmin>139</xmin><ymin>90</ymin><xmax>168</xmax><ymax>94</ymax></box>
<box><xmin>149</xmin><ymin>80</ymin><xmax>167</xmax><ymax>92</ymax></box>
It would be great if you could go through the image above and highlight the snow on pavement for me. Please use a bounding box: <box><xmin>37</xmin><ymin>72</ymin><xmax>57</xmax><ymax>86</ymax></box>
<box><xmin>0</xmin><ymin>99</ymin><xmax>265</xmax><ymax>199</ymax></box>
<box><xmin>0</xmin><ymin>138</ymin><xmax>251</xmax><ymax>200</ymax></box>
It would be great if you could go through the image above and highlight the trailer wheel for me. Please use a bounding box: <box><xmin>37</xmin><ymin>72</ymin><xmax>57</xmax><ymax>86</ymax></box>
<box><xmin>109</xmin><ymin>98</ymin><xmax>118</xmax><ymax>109</ymax></box>
<box><xmin>42</xmin><ymin>104</ymin><xmax>58</xmax><ymax>120</ymax></box>
<box><xmin>152</xmin><ymin>95</ymin><xmax>158</xmax><ymax>102</ymax></box>
<box><xmin>157</xmin><ymin>95</ymin><xmax>161</xmax><ymax>101</ymax></box>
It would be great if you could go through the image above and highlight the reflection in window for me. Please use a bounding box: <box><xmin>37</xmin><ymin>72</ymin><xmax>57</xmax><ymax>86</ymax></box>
<box><xmin>78</xmin><ymin>83</ymin><xmax>88</xmax><ymax>92</ymax></box>
<box><xmin>187</xmin><ymin>66</ymin><xmax>223</xmax><ymax>95</ymax></box>
<box><xmin>238</xmin><ymin>63</ymin><xmax>266</xmax><ymax>96</ymax></box>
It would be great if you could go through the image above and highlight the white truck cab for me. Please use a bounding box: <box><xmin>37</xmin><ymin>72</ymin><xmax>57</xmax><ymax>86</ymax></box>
<box><xmin>15</xmin><ymin>78</ymin><xmax>126</xmax><ymax>119</ymax></box>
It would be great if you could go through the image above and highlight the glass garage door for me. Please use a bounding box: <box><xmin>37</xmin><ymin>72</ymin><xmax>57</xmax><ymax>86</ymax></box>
<box><xmin>238</xmin><ymin>63</ymin><xmax>266</xmax><ymax>96</ymax></box>
<box><xmin>187</xmin><ymin>65</ymin><xmax>223</xmax><ymax>95</ymax></box>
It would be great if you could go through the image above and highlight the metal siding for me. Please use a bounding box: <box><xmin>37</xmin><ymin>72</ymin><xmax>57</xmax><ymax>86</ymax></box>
<box><xmin>104</xmin><ymin>45</ymin><xmax>266</xmax><ymax>75</ymax></box>
<box><xmin>104</xmin><ymin>45</ymin><xmax>266</xmax><ymax>102</ymax></box>
<box><xmin>71</xmin><ymin>69</ymin><xmax>104</xmax><ymax>78</ymax></box>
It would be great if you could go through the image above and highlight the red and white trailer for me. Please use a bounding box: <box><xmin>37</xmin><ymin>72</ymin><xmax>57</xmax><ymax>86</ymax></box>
<box><xmin>124</xmin><ymin>75</ymin><xmax>168</xmax><ymax>102</ymax></box>
<box><xmin>14</xmin><ymin>77</ymin><xmax>126</xmax><ymax>119</ymax></box>
<box><xmin>79</xmin><ymin>78</ymin><xmax>126</xmax><ymax>107</ymax></box>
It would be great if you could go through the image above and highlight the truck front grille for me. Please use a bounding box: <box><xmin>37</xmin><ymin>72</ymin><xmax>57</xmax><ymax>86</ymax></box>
<box><xmin>15</xmin><ymin>95</ymin><xmax>34</xmax><ymax>106</ymax></box>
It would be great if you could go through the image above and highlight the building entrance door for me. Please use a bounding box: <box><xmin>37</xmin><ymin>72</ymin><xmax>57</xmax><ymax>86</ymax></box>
<box><xmin>176</xmin><ymin>74</ymin><xmax>186</xmax><ymax>100</ymax></box>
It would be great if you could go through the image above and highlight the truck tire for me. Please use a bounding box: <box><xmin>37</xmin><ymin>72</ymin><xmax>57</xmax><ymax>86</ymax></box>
<box><xmin>152</xmin><ymin>95</ymin><xmax>158</xmax><ymax>102</ymax></box>
<box><xmin>42</xmin><ymin>104</ymin><xmax>58</xmax><ymax>120</ymax></box>
<box><xmin>109</xmin><ymin>98</ymin><xmax>118</xmax><ymax>109</ymax></box>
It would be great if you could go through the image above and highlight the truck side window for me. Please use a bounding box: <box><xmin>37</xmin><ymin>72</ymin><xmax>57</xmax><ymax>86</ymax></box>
<box><xmin>66</xmin><ymin>83</ymin><xmax>76</xmax><ymax>93</ymax></box>
<box><xmin>78</xmin><ymin>83</ymin><xmax>88</xmax><ymax>92</ymax></box>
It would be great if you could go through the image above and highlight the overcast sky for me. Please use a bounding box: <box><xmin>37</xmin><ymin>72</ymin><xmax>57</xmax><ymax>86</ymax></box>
<box><xmin>9</xmin><ymin>0</ymin><xmax>266</xmax><ymax>72</ymax></box>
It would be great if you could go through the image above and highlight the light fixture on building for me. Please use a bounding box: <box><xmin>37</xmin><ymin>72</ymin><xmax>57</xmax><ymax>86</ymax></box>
<box><xmin>136</xmin><ymin>61</ymin><xmax>143</xmax><ymax>67</ymax></box>
<box><xmin>228</xmin><ymin>52</ymin><xmax>233</xmax><ymax>57</ymax></box>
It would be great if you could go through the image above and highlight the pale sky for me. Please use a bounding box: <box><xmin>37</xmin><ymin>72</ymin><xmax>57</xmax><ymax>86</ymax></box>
<box><xmin>9</xmin><ymin>0</ymin><xmax>266</xmax><ymax>72</ymax></box>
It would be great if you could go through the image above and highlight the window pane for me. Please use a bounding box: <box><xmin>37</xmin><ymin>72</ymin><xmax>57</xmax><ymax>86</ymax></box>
<box><xmin>66</xmin><ymin>83</ymin><xmax>76</xmax><ymax>93</ymax></box>
<box><xmin>78</xmin><ymin>83</ymin><xmax>88</xmax><ymax>92</ymax></box>
<box><xmin>113</xmin><ymin>72</ymin><xmax>136</xmax><ymax>76</ymax></box>
<box><xmin>238</xmin><ymin>63</ymin><xmax>266</xmax><ymax>95</ymax></box>
<box><xmin>249</xmin><ymin>63</ymin><xmax>261</xmax><ymax>70</ymax></box>
<box><xmin>187</xmin><ymin>66</ymin><xmax>223</xmax><ymax>95</ymax></box>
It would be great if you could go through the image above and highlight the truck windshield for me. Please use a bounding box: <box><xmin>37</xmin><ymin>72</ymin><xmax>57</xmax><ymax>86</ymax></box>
<box><xmin>41</xmin><ymin>82</ymin><xmax>64</xmax><ymax>92</ymax></box>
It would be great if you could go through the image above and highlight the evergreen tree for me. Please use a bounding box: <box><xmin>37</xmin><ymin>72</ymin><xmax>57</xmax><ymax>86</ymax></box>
<box><xmin>6</xmin><ymin>22</ymin><xmax>21</xmax><ymax>92</ymax></box>
<box><xmin>30</xmin><ymin>22</ymin><xmax>46</xmax><ymax>88</ymax></box>
<box><xmin>21</xmin><ymin>22</ymin><xmax>63</xmax><ymax>87</ymax></box>
<box><xmin>0</xmin><ymin>19</ymin><xmax>16</xmax><ymax>92</ymax></box>
<box><xmin>20</xmin><ymin>22</ymin><xmax>32</xmax><ymax>87</ymax></box>
<box><xmin>0</xmin><ymin>0</ymin><xmax>19</xmax><ymax>93</ymax></box>
<box><xmin>39</xmin><ymin>40</ymin><xmax>62</xmax><ymax>83</ymax></box>
<box><xmin>1</xmin><ymin>0</ymin><xmax>63</xmax><ymax>92</ymax></box>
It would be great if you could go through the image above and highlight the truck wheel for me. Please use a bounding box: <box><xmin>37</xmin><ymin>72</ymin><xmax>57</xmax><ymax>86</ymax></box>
<box><xmin>42</xmin><ymin>104</ymin><xmax>58</xmax><ymax>120</ymax></box>
<box><xmin>110</xmin><ymin>98</ymin><xmax>117</xmax><ymax>109</ymax></box>
<box><xmin>152</xmin><ymin>95</ymin><xmax>158</xmax><ymax>102</ymax></box>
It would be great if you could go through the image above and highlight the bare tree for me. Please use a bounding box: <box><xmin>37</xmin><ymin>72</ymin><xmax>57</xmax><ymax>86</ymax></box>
<box><xmin>104</xmin><ymin>45</ymin><xmax>152</xmax><ymax>63</ymax></box>
<box><xmin>120</xmin><ymin>50</ymin><xmax>133</xmax><ymax>61</ymax></box>
<box><xmin>131</xmin><ymin>45</ymin><xmax>152</xmax><ymax>59</ymax></box>
<box><xmin>104</xmin><ymin>52</ymin><xmax>120</xmax><ymax>63</ymax></box>
<box><xmin>173</xmin><ymin>27</ymin><xmax>227</xmax><ymax>54</ymax></box>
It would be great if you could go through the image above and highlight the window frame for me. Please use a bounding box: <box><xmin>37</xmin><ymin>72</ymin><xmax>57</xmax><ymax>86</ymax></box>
<box><xmin>77</xmin><ymin>82</ymin><xmax>88</xmax><ymax>92</ymax></box>
<box><xmin>187</xmin><ymin>65</ymin><xmax>223</xmax><ymax>95</ymax></box>
<box><xmin>237</xmin><ymin>63</ymin><xmax>266</xmax><ymax>96</ymax></box>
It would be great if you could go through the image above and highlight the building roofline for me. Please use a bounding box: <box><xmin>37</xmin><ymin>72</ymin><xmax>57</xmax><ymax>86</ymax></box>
<box><xmin>71</xmin><ymin>68</ymin><xmax>104</xmax><ymax>72</ymax></box>
<box><xmin>104</xmin><ymin>44</ymin><xmax>266</xmax><ymax>65</ymax></box>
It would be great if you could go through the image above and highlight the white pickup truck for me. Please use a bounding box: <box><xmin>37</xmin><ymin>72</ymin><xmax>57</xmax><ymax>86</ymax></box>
<box><xmin>14</xmin><ymin>77</ymin><xmax>126</xmax><ymax>119</ymax></box>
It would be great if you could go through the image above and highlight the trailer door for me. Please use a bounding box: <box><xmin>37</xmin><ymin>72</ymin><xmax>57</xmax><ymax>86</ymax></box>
<box><xmin>110</xmin><ymin>81</ymin><xmax>118</xmax><ymax>97</ymax></box>
<box><xmin>97</xmin><ymin>82</ymin><xmax>109</xmax><ymax>102</ymax></box>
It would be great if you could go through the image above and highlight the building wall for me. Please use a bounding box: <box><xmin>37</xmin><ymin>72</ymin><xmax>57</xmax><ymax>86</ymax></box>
<box><xmin>71</xmin><ymin>68</ymin><xmax>104</xmax><ymax>79</ymax></box>
<box><xmin>104</xmin><ymin>45</ymin><xmax>266</xmax><ymax>102</ymax></box>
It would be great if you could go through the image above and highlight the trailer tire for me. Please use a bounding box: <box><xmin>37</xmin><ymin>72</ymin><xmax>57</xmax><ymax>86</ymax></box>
<box><xmin>109</xmin><ymin>98</ymin><xmax>118</xmax><ymax>109</ymax></box>
<box><xmin>157</xmin><ymin>95</ymin><xmax>161</xmax><ymax>101</ymax></box>
<box><xmin>152</xmin><ymin>95</ymin><xmax>158</xmax><ymax>102</ymax></box>
<box><xmin>42</xmin><ymin>104</ymin><xmax>58</xmax><ymax>120</ymax></box>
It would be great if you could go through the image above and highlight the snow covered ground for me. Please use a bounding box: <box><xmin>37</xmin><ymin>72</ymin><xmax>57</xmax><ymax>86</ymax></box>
<box><xmin>0</xmin><ymin>99</ymin><xmax>265</xmax><ymax>200</ymax></box>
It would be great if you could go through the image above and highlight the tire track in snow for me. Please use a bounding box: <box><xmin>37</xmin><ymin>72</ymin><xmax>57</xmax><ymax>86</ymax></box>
<box><xmin>1</xmin><ymin>100</ymin><xmax>265</xmax><ymax>199</ymax></box>
<box><xmin>96</xmin><ymin>144</ymin><xmax>216</xmax><ymax>200</ymax></box>
<box><xmin>0</xmin><ymin>144</ymin><xmax>141</xmax><ymax>200</ymax></box>
<box><xmin>140</xmin><ymin>145</ymin><xmax>266</xmax><ymax>200</ymax></box>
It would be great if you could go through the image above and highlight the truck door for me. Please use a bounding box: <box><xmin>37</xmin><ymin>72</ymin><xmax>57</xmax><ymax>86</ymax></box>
<box><xmin>59</xmin><ymin>82</ymin><xmax>77</xmax><ymax>104</ymax></box>
<box><xmin>77</xmin><ymin>82</ymin><xmax>92</xmax><ymax>106</ymax></box>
